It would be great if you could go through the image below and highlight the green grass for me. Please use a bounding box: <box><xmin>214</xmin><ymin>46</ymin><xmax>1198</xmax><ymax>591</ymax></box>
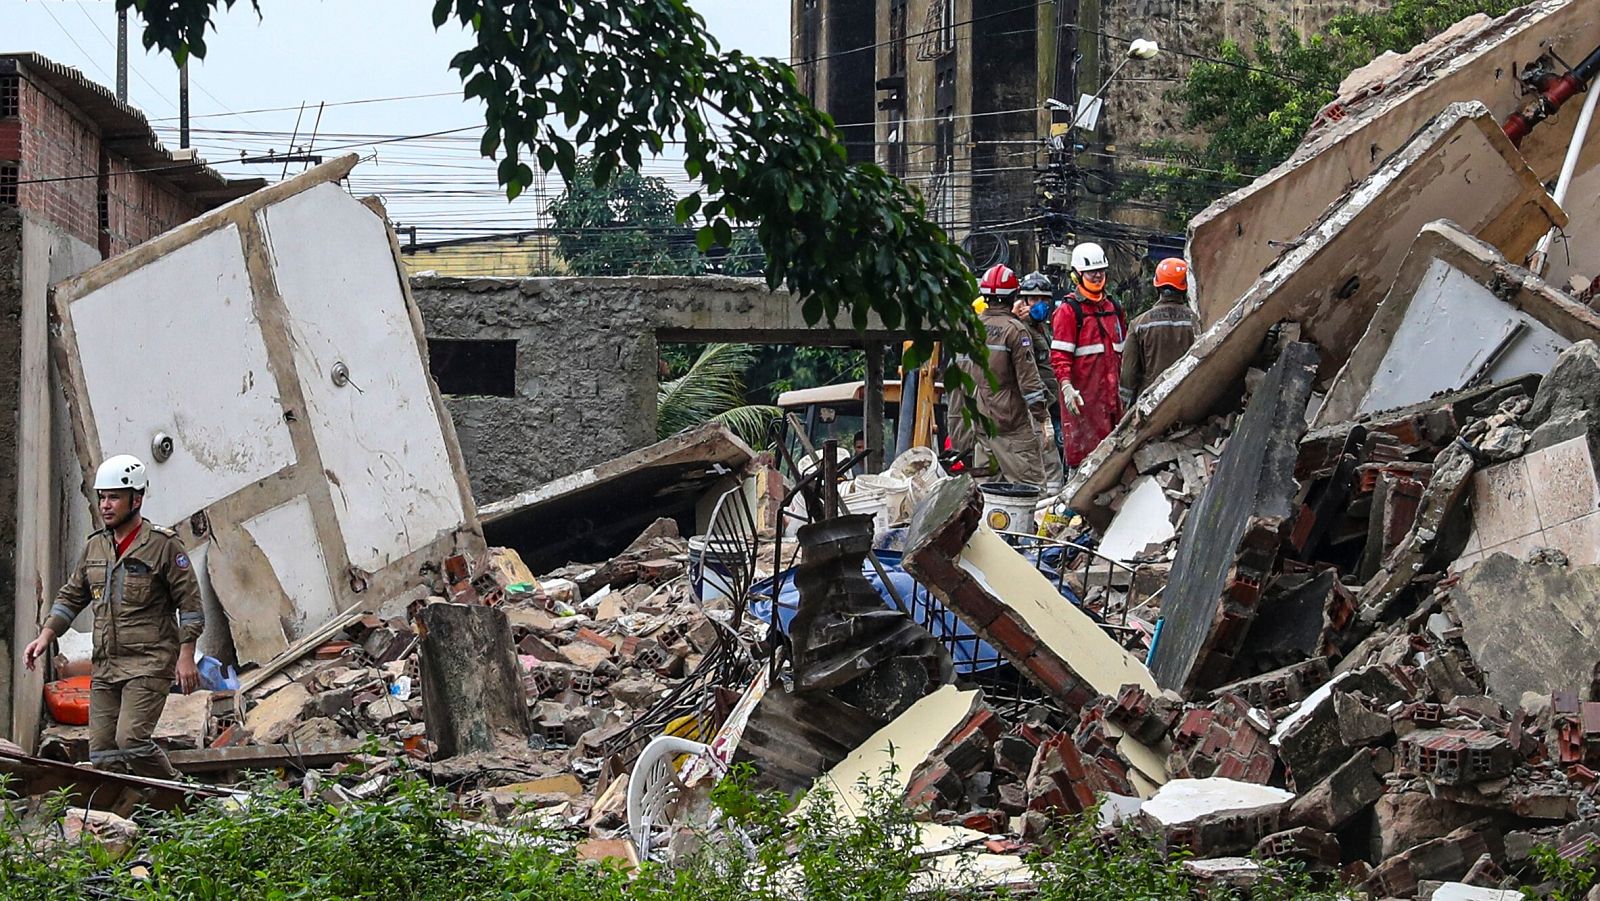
<box><xmin>1</xmin><ymin>765</ymin><xmax>1352</xmax><ymax>900</ymax></box>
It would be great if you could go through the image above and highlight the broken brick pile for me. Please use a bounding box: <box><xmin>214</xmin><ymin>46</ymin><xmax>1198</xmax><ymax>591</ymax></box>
<box><xmin>853</xmin><ymin>338</ymin><xmax>1600</xmax><ymax>898</ymax></box>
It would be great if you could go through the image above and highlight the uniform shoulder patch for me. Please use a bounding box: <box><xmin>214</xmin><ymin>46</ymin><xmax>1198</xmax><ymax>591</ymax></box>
<box><xmin>175</xmin><ymin>552</ymin><xmax>191</xmax><ymax>570</ymax></box>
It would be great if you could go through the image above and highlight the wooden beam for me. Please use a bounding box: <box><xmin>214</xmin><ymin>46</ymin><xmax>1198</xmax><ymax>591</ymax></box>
<box><xmin>168</xmin><ymin>739</ymin><xmax>365</xmax><ymax>773</ymax></box>
<box><xmin>865</xmin><ymin>343</ymin><xmax>885</xmax><ymax>473</ymax></box>
<box><xmin>238</xmin><ymin>607</ymin><xmax>369</xmax><ymax>695</ymax></box>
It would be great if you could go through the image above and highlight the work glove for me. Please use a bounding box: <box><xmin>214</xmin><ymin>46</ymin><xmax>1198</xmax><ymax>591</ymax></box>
<box><xmin>1060</xmin><ymin>382</ymin><xmax>1084</xmax><ymax>415</ymax></box>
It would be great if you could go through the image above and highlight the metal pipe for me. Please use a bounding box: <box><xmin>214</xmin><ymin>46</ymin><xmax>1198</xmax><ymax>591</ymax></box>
<box><xmin>1531</xmin><ymin>80</ymin><xmax>1600</xmax><ymax>274</ymax></box>
<box><xmin>116</xmin><ymin>8</ymin><xmax>127</xmax><ymax>103</ymax></box>
<box><xmin>1504</xmin><ymin>42</ymin><xmax>1600</xmax><ymax>147</ymax></box>
<box><xmin>895</xmin><ymin>365</ymin><xmax>919</xmax><ymax>459</ymax></box>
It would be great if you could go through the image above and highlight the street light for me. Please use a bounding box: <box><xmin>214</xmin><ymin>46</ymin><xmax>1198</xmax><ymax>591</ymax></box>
<box><xmin>1044</xmin><ymin>38</ymin><xmax>1160</xmax><ymax>132</ymax></box>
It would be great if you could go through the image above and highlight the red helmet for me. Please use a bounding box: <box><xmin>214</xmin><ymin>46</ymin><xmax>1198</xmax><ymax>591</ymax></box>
<box><xmin>1154</xmin><ymin>257</ymin><xmax>1189</xmax><ymax>292</ymax></box>
<box><xmin>978</xmin><ymin>264</ymin><xmax>1020</xmax><ymax>297</ymax></box>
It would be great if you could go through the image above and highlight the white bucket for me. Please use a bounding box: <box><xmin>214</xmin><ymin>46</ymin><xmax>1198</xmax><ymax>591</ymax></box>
<box><xmin>688</xmin><ymin>536</ymin><xmax>749</xmax><ymax>603</ymax></box>
<box><xmin>840</xmin><ymin>473</ymin><xmax>911</xmax><ymax>532</ymax></box>
<box><xmin>843</xmin><ymin>487</ymin><xmax>892</xmax><ymax>532</ymax></box>
<box><xmin>979</xmin><ymin>481</ymin><xmax>1042</xmax><ymax>535</ymax></box>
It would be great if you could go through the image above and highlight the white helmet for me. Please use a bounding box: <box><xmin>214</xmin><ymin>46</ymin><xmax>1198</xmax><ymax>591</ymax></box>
<box><xmin>1071</xmin><ymin>242</ymin><xmax>1108</xmax><ymax>273</ymax></box>
<box><xmin>94</xmin><ymin>455</ymin><xmax>149</xmax><ymax>492</ymax></box>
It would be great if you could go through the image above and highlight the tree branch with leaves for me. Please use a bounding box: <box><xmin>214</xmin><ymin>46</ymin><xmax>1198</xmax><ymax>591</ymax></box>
<box><xmin>118</xmin><ymin>0</ymin><xmax>986</xmax><ymax>398</ymax></box>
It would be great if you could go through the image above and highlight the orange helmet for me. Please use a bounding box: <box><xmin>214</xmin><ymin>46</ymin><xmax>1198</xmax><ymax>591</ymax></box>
<box><xmin>1154</xmin><ymin>257</ymin><xmax>1189</xmax><ymax>292</ymax></box>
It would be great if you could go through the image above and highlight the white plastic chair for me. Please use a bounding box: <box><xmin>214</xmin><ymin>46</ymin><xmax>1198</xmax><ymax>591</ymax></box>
<box><xmin>626</xmin><ymin>735</ymin><xmax>712</xmax><ymax>860</ymax></box>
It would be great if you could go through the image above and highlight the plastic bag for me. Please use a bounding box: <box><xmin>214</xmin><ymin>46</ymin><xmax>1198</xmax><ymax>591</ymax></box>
<box><xmin>196</xmin><ymin>655</ymin><xmax>239</xmax><ymax>692</ymax></box>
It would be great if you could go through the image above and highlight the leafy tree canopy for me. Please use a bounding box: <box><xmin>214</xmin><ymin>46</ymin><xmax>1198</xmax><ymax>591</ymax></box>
<box><xmin>118</xmin><ymin>0</ymin><xmax>985</xmax><ymax>394</ymax></box>
<box><xmin>546</xmin><ymin>156</ymin><xmax>700</xmax><ymax>276</ymax></box>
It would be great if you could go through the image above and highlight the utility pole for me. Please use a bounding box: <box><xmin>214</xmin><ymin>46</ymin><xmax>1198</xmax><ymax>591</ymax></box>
<box><xmin>1036</xmin><ymin>0</ymin><xmax>1081</xmax><ymax>271</ymax></box>
<box><xmin>116</xmin><ymin>7</ymin><xmax>128</xmax><ymax>103</ymax></box>
<box><xmin>179</xmin><ymin>59</ymin><xmax>190</xmax><ymax>148</ymax></box>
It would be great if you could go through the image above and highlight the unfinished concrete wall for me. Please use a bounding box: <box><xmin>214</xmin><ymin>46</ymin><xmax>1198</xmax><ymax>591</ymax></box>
<box><xmin>411</xmin><ymin>275</ymin><xmax>904</xmax><ymax>504</ymax></box>
<box><xmin>2</xmin><ymin>207</ymin><xmax>98</xmax><ymax>750</ymax></box>
<box><xmin>0</xmin><ymin>210</ymin><xmax>20</xmax><ymax>737</ymax></box>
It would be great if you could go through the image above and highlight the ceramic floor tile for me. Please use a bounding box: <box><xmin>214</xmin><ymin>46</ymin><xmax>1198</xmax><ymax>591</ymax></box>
<box><xmin>1471</xmin><ymin>458</ymin><xmax>1538</xmax><ymax>550</ymax></box>
<box><xmin>1538</xmin><ymin>514</ymin><xmax>1600</xmax><ymax>567</ymax></box>
<box><xmin>1524</xmin><ymin>436</ymin><xmax>1600</xmax><ymax>529</ymax></box>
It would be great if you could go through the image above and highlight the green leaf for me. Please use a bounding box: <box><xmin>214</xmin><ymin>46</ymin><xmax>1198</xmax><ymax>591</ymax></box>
<box><xmin>674</xmin><ymin>193</ymin><xmax>701</xmax><ymax>223</ymax></box>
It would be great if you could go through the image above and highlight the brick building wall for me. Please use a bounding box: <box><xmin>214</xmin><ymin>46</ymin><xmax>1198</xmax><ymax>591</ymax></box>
<box><xmin>103</xmin><ymin>154</ymin><xmax>199</xmax><ymax>256</ymax></box>
<box><xmin>0</xmin><ymin>66</ymin><xmax>205</xmax><ymax>258</ymax></box>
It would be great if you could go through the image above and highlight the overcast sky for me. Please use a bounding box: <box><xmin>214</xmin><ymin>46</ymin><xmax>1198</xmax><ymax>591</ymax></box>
<box><xmin>3</xmin><ymin>0</ymin><xmax>791</xmax><ymax>238</ymax></box>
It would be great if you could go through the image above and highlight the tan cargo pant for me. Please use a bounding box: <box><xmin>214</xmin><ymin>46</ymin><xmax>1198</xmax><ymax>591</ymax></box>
<box><xmin>89</xmin><ymin>675</ymin><xmax>176</xmax><ymax>779</ymax></box>
<box><xmin>975</xmin><ymin>424</ymin><xmax>1047</xmax><ymax>488</ymax></box>
<box><xmin>1038</xmin><ymin>414</ymin><xmax>1066</xmax><ymax>491</ymax></box>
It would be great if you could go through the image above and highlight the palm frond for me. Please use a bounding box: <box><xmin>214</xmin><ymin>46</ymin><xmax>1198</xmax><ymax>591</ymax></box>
<box><xmin>657</xmin><ymin>343</ymin><xmax>761</xmax><ymax>439</ymax></box>
<box><xmin>710</xmin><ymin>404</ymin><xmax>783</xmax><ymax>449</ymax></box>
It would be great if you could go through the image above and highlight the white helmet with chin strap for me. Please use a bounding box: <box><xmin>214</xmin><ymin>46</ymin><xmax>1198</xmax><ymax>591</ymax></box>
<box><xmin>1071</xmin><ymin>242</ymin><xmax>1108</xmax><ymax>274</ymax></box>
<box><xmin>94</xmin><ymin>455</ymin><xmax>149</xmax><ymax>492</ymax></box>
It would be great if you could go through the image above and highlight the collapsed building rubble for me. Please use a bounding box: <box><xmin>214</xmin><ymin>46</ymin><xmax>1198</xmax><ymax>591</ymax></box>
<box><xmin>10</xmin><ymin>3</ymin><xmax>1600</xmax><ymax>897</ymax></box>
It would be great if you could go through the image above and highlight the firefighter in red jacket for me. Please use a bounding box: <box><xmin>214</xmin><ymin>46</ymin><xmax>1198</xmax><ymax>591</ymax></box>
<box><xmin>1049</xmin><ymin>242</ymin><xmax>1128</xmax><ymax>468</ymax></box>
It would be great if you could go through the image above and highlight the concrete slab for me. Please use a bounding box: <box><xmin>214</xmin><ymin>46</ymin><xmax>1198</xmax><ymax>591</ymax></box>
<box><xmin>1432</xmin><ymin>884</ymin><xmax>1524</xmax><ymax>901</ymax></box>
<box><xmin>1450</xmin><ymin>554</ymin><xmax>1600</xmax><ymax>704</ymax></box>
<box><xmin>1319</xmin><ymin>222</ymin><xmax>1600</xmax><ymax>425</ymax></box>
<box><xmin>152</xmin><ymin>690</ymin><xmax>212</xmax><ymax>751</ymax></box>
<box><xmin>244</xmin><ymin>681</ymin><xmax>312</xmax><ymax>745</ymax></box>
<box><xmin>478</xmin><ymin>422</ymin><xmax>754</xmax><ymax>573</ymax></box>
<box><xmin>1454</xmin><ymin>436</ymin><xmax>1600</xmax><ymax>571</ymax></box>
<box><xmin>1097</xmin><ymin>476</ymin><xmax>1177</xmax><ymax>565</ymax></box>
<box><xmin>800</xmin><ymin>683</ymin><xmax>981</xmax><ymax>817</ymax></box>
<box><xmin>1149</xmin><ymin>343</ymin><xmax>1319</xmax><ymax>694</ymax></box>
<box><xmin>905</xmin><ymin>477</ymin><xmax>1161</xmax><ymax>712</ymax></box>
<box><xmin>49</xmin><ymin>156</ymin><xmax>482</xmax><ymax>668</ymax></box>
<box><xmin>1140</xmin><ymin>777</ymin><xmax>1295</xmax><ymax>856</ymax></box>
<box><xmin>1064</xmin><ymin>103</ymin><xmax>1563</xmax><ymax>530</ymax></box>
<box><xmin>1188</xmin><ymin>0</ymin><xmax>1599</xmax><ymax>322</ymax></box>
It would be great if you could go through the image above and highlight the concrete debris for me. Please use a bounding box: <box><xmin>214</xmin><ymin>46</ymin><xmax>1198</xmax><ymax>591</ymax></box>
<box><xmin>1149</xmin><ymin>341</ymin><xmax>1319</xmax><ymax>693</ymax></box>
<box><xmin>1449</xmin><ymin>554</ymin><xmax>1600</xmax><ymax>705</ymax></box>
<box><xmin>1065</xmin><ymin>101</ymin><xmax>1565</xmax><ymax>531</ymax></box>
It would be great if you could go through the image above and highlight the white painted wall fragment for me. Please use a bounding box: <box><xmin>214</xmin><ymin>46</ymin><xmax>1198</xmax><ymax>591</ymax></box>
<box><xmin>69</xmin><ymin>225</ymin><xmax>297</xmax><ymax>525</ymax></box>
<box><xmin>241</xmin><ymin>496</ymin><xmax>339</xmax><ymax>637</ymax></box>
<box><xmin>259</xmin><ymin>184</ymin><xmax>465</xmax><ymax>572</ymax></box>
<box><xmin>49</xmin><ymin>156</ymin><xmax>482</xmax><ymax>670</ymax></box>
<box><xmin>1358</xmin><ymin>258</ymin><xmax>1569</xmax><ymax>415</ymax></box>
<box><xmin>1140</xmin><ymin>777</ymin><xmax>1294</xmax><ymax>828</ymax></box>
<box><xmin>1098</xmin><ymin>476</ymin><xmax>1177</xmax><ymax>565</ymax></box>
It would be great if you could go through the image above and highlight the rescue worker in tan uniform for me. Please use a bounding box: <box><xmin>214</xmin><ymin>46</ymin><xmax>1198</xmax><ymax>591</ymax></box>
<box><xmin>970</xmin><ymin>264</ymin><xmax>1050</xmax><ymax>487</ymax></box>
<box><xmin>24</xmin><ymin>455</ymin><xmax>203</xmax><ymax>778</ymax></box>
<box><xmin>1013</xmin><ymin>272</ymin><xmax>1067</xmax><ymax>491</ymax></box>
<box><xmin>1120</xmin><ymin>257</ymin><xmax>1200</xmax><ymax>406</ymax></box>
